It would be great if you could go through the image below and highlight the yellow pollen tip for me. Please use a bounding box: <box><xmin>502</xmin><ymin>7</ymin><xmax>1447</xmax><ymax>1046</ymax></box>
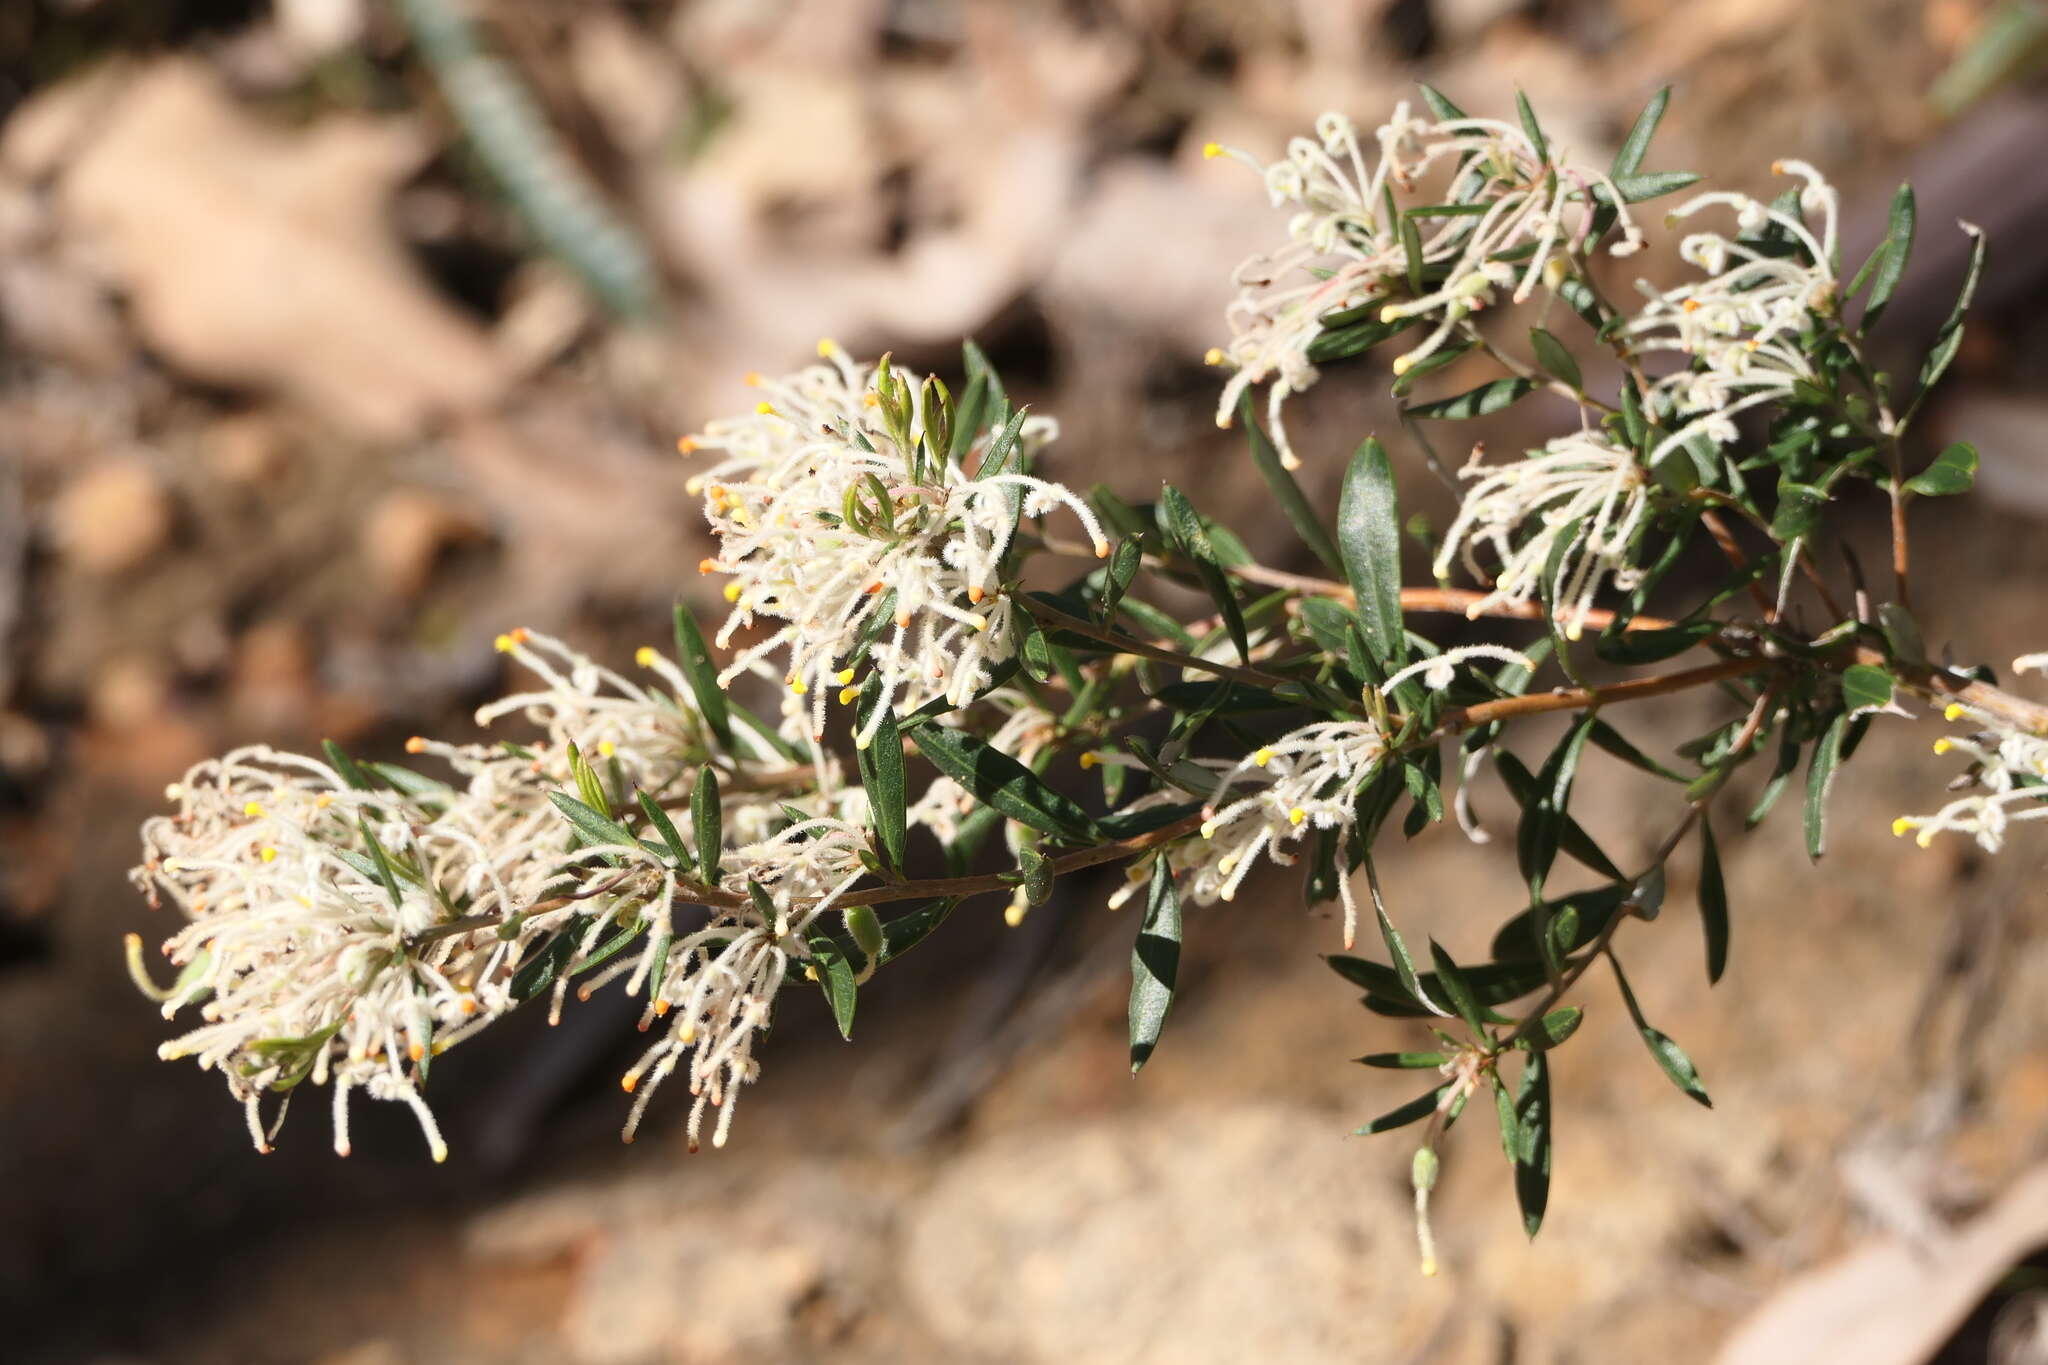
<box><xmin>685</xmin><ymin>475</ymin><xmax>705</xmax><ymax>494</ymax></box>
<box><xmin>803</xmin><ymin>965</ymin><xmax>818</xmax><ymax>981</ymax></box>
<box><xmin>1945</xmin><ymin>703</ymin><xmax>1967</xmax><ymax>722</ymax></box>
<box><xmin>597</xmin><ymin>740</ymin><xmax>616</xmax><ymax>758</ymax></box>
<box><xmin>1218</xmin><ymin>855</ymin><xmax>1238</xmax><ymax>875</ymax></box>
<box><xmin>1682</xmin><ymin>298</ymin><xmax>1701</xmax><ymax>312</ymax></box>
<box><xmin>494</xmin><ymin>633</ymin><xmax>514</xmax><ymax>653</ymax></box>
<box><xmin>677</xmin><ymin>436</ymin><xmax>698</xmax><ymax>454</ymax></box>
<box><xmin>259</xmin><ymin>846</ymin><xmax>277</xmax><ymax>863</ymax></box>
<box><xmin>1379</xmin><ymin>305</ymin><xmax>1402</xmax><ymax>323</ymax></box>
<box><xmin>1916</xmin><ymin>830</ymin><xmax>1935</xmax><ymax>848</ymax></box>
<box><xmin>724</xmin><ymin>582</ymin><xmax>743</xmax><ymax>602</ymax></box>
<box><xmin>754</xmin><ymin>401</ymin><xmax>775</xmax><ymax>416</ymax></box>
<box><xmin>1204</xmin><ymin>347</ymin><xmax>1225</xmax><ymax>366</ymax></box>
<box><xmin>1421</xmin><ymin>1258</ymin><xmax>1439</xmax><ymax>1278</ymax></box>
<box><xmin>1079</xmin><ymin>752</ymin><xmax>1099</xmax><ymax>769</ymax></box>
<box><xmin>635</xmin><ymin>646</ymin><xmax>656</xmax><ymax>667</ymax></box>
<box><xmin>862</xmin><ymin>392</ymin><xmax>881</xmax><ymax>408</ymax></box>
<box><xmin>1216</xmin><ymin>413</ymin><xmax>1233</xmax><ymax>429</ymax></box>
<box><xmin>1933</xmin><ymin>738</ymin><xmax>1953</xmax><ymax>755</ymax></box>
<box><xmin>1892</xmin><ymin>817</ymin><xmax>1914</xmax><ymax>837</ymax></box>
<box><xmin>621</xmin><ymin>1073</ymin><xmax>639</xmax><ymax>1093</ymax></box>
<box><xmin>1289</xmin><ymin>807</ymin><xmax>1307</xmax><ymax>826</ymax></box>
<box><xmin>698</xmin><ymin>557</ymin><xmax>721</xmax><ymax>574</ymax></box>
<box><xmin>1201</xmin><ymin>821</ymin><xmax>1218</xmax><ymax>839</ymax></box>
<box><xmin>315</xmin><ymin>794</ymin><xmax>332</xmax><ymax>809</ymax></box>
<box><xmin>817</xmin><ymin>338</ymin><xmax>839</xmax><ymax>357</ymax></box>
<box><xmin>1004</xmin><ymin>901</ymin><xmax>1027</xmax><ymax>927</ymax></box>
<box><xmin>968</xmin><ymin>585</ymin><xmax>985</xmax><ymax>604</ymax></box>
<box><xmin>838</xmin><ymin>687</ymin><xmax>858</xmax><ymax>705</ymax></box>
<box><xmin>460</xmin><ymin>996</ymin><xmax>478</xmax><ymax>1016</ymax></box>
<box><xmin>790</xmin><ymin>679</ymin><xmax>809</xmax><ymax>695</ymax></box>
<box><xmin>1254</xmin><ymin>748</ymin><xmax>1273</xmax><ymax>767</ymax></box>
<box><xmin>408</xmin><ymin>1043</ymin><xmax>425</xmax><ymax>1062</ymax></box>
<box><xmin>1202</xmin><ymin>141</ymin><xmax>1223</xmax><ymax>159</ymax></box>
<box><xmin>743</xmin><ymin>371</ymin><xmax>763</xmax><ymax>387</ymax></box>
<box><xmin>968</xmin><ymin>613</ymin><xmax>988</xmax><ymax>632</ymax></box>
<box><xmin>679</xmin><ymin>1023</ymin><xmax>696</xmax><ymax>1045</ymax></box>
<box><xmin>405</xmin><ymin>736</ymin><xmax>427</xmax><ymax>754</ymax></box>
<box><xmin>1771</xmin><ymin>160</ymin><xmax>1785</xmax><ymax>175</ymax></box>
<box><xmin>1094</xmin><ymin>540</ymin><xmax>1110</xmax><ymax>558</ymax></box>
<box><xmin>653</xmin><ymin>999</ymin><xmax>670</xmax><ymax>1016</ymax></box>
<box><xmin>243</xmin><ymin>801</ymin><xmax>265</xmax><ymax>818</ymax></box>
<box><xmin>834</xmin><ymin>668</ymin><xmax>855</xmax><ymax>684</ymax></box>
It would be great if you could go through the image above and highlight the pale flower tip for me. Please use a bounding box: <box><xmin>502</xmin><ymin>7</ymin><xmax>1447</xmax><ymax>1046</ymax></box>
<box><xmin>1200</xmin><ymin>820</ymin><xmax>1218</xmax><ymax>839</ymax></box>
<box><xmin>1216</xmin><ymin>413</ymin><xmax>1233</xmax><ymax>429</ymax></box>
<box><xmin>967</xmin><ymin>613</ymin><xmax>989</xmax><ymax>633</ymax></box>
<box><xmin>1004</xmin><ymin>900</ymin><xmax>1027</xmax><ymax>927</ymax></box>
<box><xmin>1916</xmin><ymin>830</ymin><xmax>1935</xmax><ymax>849</ymax></box>
<box><xmin>164</xmin><ymin>782</ymin><xmax>183</xmax><ymax>801</ymax></box>
<box><xmin>743</xmin><ymin>371</ymin><xmax>763</xmax><ymax>387</ymax></box>
<box><xmin>1420</xmin><ymin>1258</ymin><xmax>1439</xmax><ymax>1278</ymax></box>
<box><xmin>1204</xmin><ymin>347</ymin><xmax>1225</xmax><ymax>366</ymax></box>
<box><xmin>1390</xmin><ymin>354</ymin><xmax>1415</xmax><ymax>376</ymax></box>
<box><xmin>1093</xmin><ymin>539</ymin><xmax>1111</xmax><ymax>558</ymax></box>
<box><xmin>712</xmin><ymin>1130</ymin><xmax>729</xmax><ymax>1149</ymax></box>
<box><xmin>635</xmin><ymin>646</ymin><xmax>657</xmax><ymax>667</ymax></box>
<box><xmin>336</xmin><ymin>1142</ymin><xmax>352</xmax><ymax>1159</ymax></box>
<box><xmin>685</xmin><ymin>475</ymin><xmax>705</xmax><ymax>494</ymax></box>
<box><xmin>430</xmin><ymin>1143</ymin><xmax>448</xmax><ymax>1165</ymax></box>
<box><xmin>1280</xmin><ymin>452</ymin><xmax>1303</xmax><ymax>471</ymax></box>
<box><xmin>854</xmin><ymin>734</ymin><xmax>873</xmax><ymax>751</ymax></box>
<box><xmin>1379</xmin><ymin>305</ymin><xmax>1402</xmax><ymax>324</ymax></box>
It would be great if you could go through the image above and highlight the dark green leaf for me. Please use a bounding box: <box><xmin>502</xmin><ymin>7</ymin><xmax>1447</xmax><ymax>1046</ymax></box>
<box><xmin>357</xmin><ymin>817</ymin><xmax>404</xmax><ymax>911</ymax></box>
<box><xmin>910</xmin><ymin>722</ymin><xmax>1099</xmax><ymax>842</ymax></box>
<box><xmin>692</xmin><ymin>764</ymin><xmax>723</xmax><ymax>884</ymax></box>
<box><xmin>672</xmin><ymin>605</ymin><xmax>733</xmax><ymax>748</ymax></box>
<box><xmin>1698</xmin><ymin>815</ymin><xmax>1730</xmax><ymax>985</ymax></box>
<box><xmin>879</xmin><ymin>897</ymin><xmax>959</xmax><ymax>962</ymax></box>
<box><xmin>1849</xmin><ymin>183</ymin><xmax>1915</xmax><ymax>329</ymax></box>
<box><xmin>1610</xmin><ymin>86</ymin><xmax>1671</xmax><ymax>178</ymax></box>
<box><xmin>636</xmin><ymin>790</ymin><xmax>693</xmax><ymax>873</ymax></box>
<box><xmin>1602</xmin><ymin>170</ymin><xmax>1701</xmax><ymax>204</ymax></box>
<box><xmin>1594</xmin><ymin>620</ymin><xmax>1719</xmax><ymax>665</ymax></box>
<box><xmin>1159</xmin><ymin>484</ymin><xmax>1251</xmax><ymax>664</ymax></box>
<box><xmin>808</xmin><ymin>937</ymin><xmax>857</xmax><ymax>1039</ymax></box>
<box><xmin>1404</xmin><ymin>377</ymin><xmax>1536</xmax><ymax>420</ymax></box>
<box><xmin>322</xmin><ymin>739</ymin><xmax>373</xmax><ymax>792</ymax></box>
<box><xmin>1841</xmin><ymin>662</ymin><xmax>1895</xmax><ymax>713</ymax></box>
<box><xmin>510</xmin><ymin>928</ymin><xmax>579</xmax><ymax>1002</ymax></box>
<box><xmin>1513</xmin><ymin>1050</ymin><xmax>1552</xmax><ymax>1235</ymax></box>
<box><xmin>1419</xmin><ymin>84</ymin><xmax>1467</xmax><ymax>120</ymax></box>
<box><xmin>1357</xmin><ymin>1050</ymin><xmax>1450</xmax><ymax>1069</ymax></box>
<box><xmin>1904</xmin><ymin>441</ymin><xmax>1978</xmax><ymax>497</ymax></box>
<box><xmin>1243</xmin><ymin>395</ymin><xmax>1343</xmax><ymax>574</ymax></box>
<box><xmin>1529</xmin><ymin>327</ymin><xmax>1582</xmax><ymax>391</ymax></box>
<box><xmin>1355</xmin><ymin>1085</ymin><xmax>1451</xmax><ymax>1136</ymax></box>
<box><xmin>1804</xmin><ymin>709</ymin><xmax>1850</xmax><ymax>860</ymax></box>
<box><xmin>1337</xmin><ymin>436</ymin><xmax>1409</xmax><ymax>669</ymax></box>
<box><xmin>853</xmin><ymin>678</ymin><xmax>908</xmax><ymax>872</ymax></box>
<box><xmin>1515</xmin><ymin>90</ymin><xmax>1548</xmax><ymax>164</ymax></box>
<box><xmin>1908</xmin><ymin>222</ymin><xmax>1985</xmax><ymax>420</ymax></box>
<box><xmin>1611</xmin><ymin>956</ymin><xmax>1712</xmax><ymax>1106</ymax></box>
<box><xmin>1098</xmin><ymin>535</ymin><xmax>1143</xmax><ymax>622</ymax></box>
<box><xmin>1128</xmin><ymin>853</ymin><xmax>1182</xmax><ymax>1073</ymax></box>
<box><xmin>1429</xmin><ymin>939</ymin><xmax>1489</xmax><ymax>1036</ymax></box>
<box><xmin>1531</xmin><ymin>1006</ymin><xmax>1583</xmax><ymax>1049</ymax></box>
<box><xmin>549</xmin><ymin>791</ymin><xmax>637</xmax><ymax>857</ymax></box>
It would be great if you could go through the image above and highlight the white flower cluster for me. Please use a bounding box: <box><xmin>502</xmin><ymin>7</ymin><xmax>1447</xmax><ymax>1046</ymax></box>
<box><xmin>1207</xmin><ymin>104</ymin><xmax>1644</xmax><ymax>467</ymax></box>
<box><xmin>1433</xmin><ymin>430</ymin><xmax>1652</xmax><ymax>639</ymax></box>
<box><xmin>1893</xmin><ymin>656</ymin><xmax>2048</xmax><ymax>853</ymax></box>
<box><xmin>683</xmin><ymin>344</ymin><xmax>1109</xmax><ymax>744</ymax></box>
<box><xmin>129</xmin><ymin>629</ymin><xmax>847</xmax><ymax>1159</ymax></box>
<box><xmin>1625</xmin><ymin>160</ymin><xmax>1841</xmax><ymax>468</ymax></box>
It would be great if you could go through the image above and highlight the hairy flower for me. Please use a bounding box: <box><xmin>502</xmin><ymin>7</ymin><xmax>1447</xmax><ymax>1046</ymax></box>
<box><xmin>1433</xmin><ymin>430</ymin><xmax>1652</xmax><ymax>638</ymax></box>
<box><xmin>684</xmin><ymin>345</ymin><xmax>1108</xmax><ymax>742</ymax></box>
<box><xmin>1208</xmin><ymin>104</ymin><xmax>1643</xmax><ymax>467</ymax></box>
<box><xmin>1893</xmin><ymin>658</ymin><xmax>2048</xmax><ymax>854</ymax></box>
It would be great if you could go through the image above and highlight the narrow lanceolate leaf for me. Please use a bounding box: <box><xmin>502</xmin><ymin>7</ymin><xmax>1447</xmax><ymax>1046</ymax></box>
<box><xmin>672</xmin><ymin>604</ymin><xmax>733</xmax><ymax>748</ymax></box>
<box><xmin>1428</xmin><ymin>939</ymin><xmax>1489</xmax><ymax>1037</ymax></box>
<box><xmin>1513</xmin><ymin>715</ymin><xmax>1603</xmax><ymax>899</ymax></box>
<box><xmin>1610</xmin><ymin>86</ymin><xmax>1671</xmax><ymax>178</ymax></box>
<box><xmin>549</xmin><ymin>791</ymin><xmax>636</xmax><ymax>856</ymax></box>
<box><xmin>1611</xmin><ymin>956</ymin><xmax>1712</xmax><ymax>1107</ymax></box>
<box><xmin>357</xmin><ymin>817</ymin><xmax>405</xmax><ymax>912</ymax></box>
<box><xmin>1513</xmin><ymin>1050</ymin><xmax>1553</xmax><ymax>1236</ymax></box>
<box><xmin>1159</xmin><ymin>484</ymin><xmax>1251</xmax><ymax>664</ymax></box>
<box><xmin>1840</xmin><ymin>663</ymin><xmax>1895</xmax><ymax>715</ymax></box>
<box><xmin>636</xmin><ymin>789</ymin><xmax>694</xmax><ymax>873</ymax></box>
<box><xmin>910</xmin><ymin>721</ymin><xmax>1098</xmax><ymax>842</ymax></box>
<box><xmin>1098</xmin><ymin>535</ymin><xmax>1143</xmax><ymax>622</ymax></box>
<box><xmin>1357</xmin><ymin>1050</ymin><xmax>1450</xmax><ymax>1069</ymax></box>
<box><xmin>1419</xmin><ymin>84</ymin><xmax>1467</xmax><ymax>120</ymax></box>
<box><xmin>879</xmin><ymin>897</ymin><xmax>959</xmax><ymax>962</ymax></box>
<box><xmin>1128</xmin><ymin>853</ymin><xmax>1182</xmax><ymax>1074</ymax></box>
<box><xmin>1356</xmin><ymin>1085</ymin><xmax>1452</xmax><ymax>1136</ymax></box>
<box><xmin>808</xmin><ymin>937</ymin><xmax>857</xmax><ymax>1039</ymax></box>
<box><xmin>1515</xmin><ymin>90</ymin><xmax>1548</xmax><ymax>164</ymax></box>
<box><xmin>692</xmin><ymin>764</ymin><xmax>723</xmax><ymax>885</ymax></box>
<box><xmin>1529</xmin><ymin>327</ymin><xmax>1582</xmax><ymax>391</ymax></box>
<box><xmin>1337</xmin><ymin>437</ymin><xmax>1409</xmax><ymax>670</ymax></box>
<box><xmin>853</xmin><ymin>677</ymin><xmax>908</xmax><ymax>872</ymax></box>
<box><xmin>1849</xmin><ymin>183</ymin><xmax>1915</xmax><ymax>329</ymax></box>
<box><xmin>1404</xmin><ymin>377</ymin><xmax>1536</xmax><ymax>420</ymax></box>
<box><xmin>1803</xmin><ymin>709</ymin><xmax>1850</xmax><ymax>861</ymax></box>
<box><xmin>1243</xmin><ymin>395</ymin><xmax>1343</xmax><ymax>575</ymax></box>
<box><xmin>1908</xmin><ymin>221</ymin><xmax>1986</xmax><ymax>421</ymax></box>
<box><xmin>1904</xmin><ymin>441</ymin><xmax>1978</xmax><ymax>497</ymax></box>
<box><xmin>1698</xmin><ymin>815</ymin><xmax>1730</xmax><ymax>985</ymax></box>
<box><xmin>1604</xmin><ymin>170</ymin><xmax>1701</xmax><ymax>204</ymax></box>
<box><xmin>322</xmin><ymin>739</ymin><xmax>374</xmax><ymax>791</ymax></box>
<box><xmin>1371</xmin><ymin>867</ymin><xmax>1446</xmax><ymax>1016</ymax></box>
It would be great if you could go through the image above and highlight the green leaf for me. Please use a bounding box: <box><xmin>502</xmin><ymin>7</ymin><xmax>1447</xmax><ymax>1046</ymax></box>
<box><xmin>671</xmin><ymin>604</ymin><xmax>734</xmax><ymax>749</ymax></box>
<box><xmin>1513</xmin><ymin>1050</ymin><xmax>1552</xmax><ymax>1235</ymax></box>
<box><xmin>1337</xmin><ymin>436</ymin><xmax>1409</xmax><ymax>670</ymax></box>
<box><xmin>1418</xmin><ymin>84</ymin><xmax>1467</xmax><ymax>120</ymax></box>
<box><xmin>1528</xmin><ymin>327</ymin><xmax>1582</xmax><ymax>391</ymax></box>
<box><xmin>357</xmin><ymin>817</ymin><xmax>405</xmax><ymax>912</ymax></box>
<box><xmin>1908</xmin><ymin>222</ymin><xmax>1985</xmax><ymax>421</ymax></box>
<box><xmin>322</xmin><ymin>739</ymin><xmax>374</xmax><ymax>792</ymax></box>
<box><xmin>549</xmin><ymin>790</ymin><xmax>637</xmax><ymax>856</ymax></box>
<box><xmin>1357</xmin><ymin>1050</ymin><xmax>1450</xmax><ymax>1069</ymax></box>
<box><xmin>1698</xmin><ymin>815</ymin><xmax>1730</xmax><ymax>985</ymax></box>
<box><xmin>1611</xmin><ymin>956</ymin><xmax>1712</xmax><ymax>1107</ymax></box>
<box><xmin>1601</xmin><ymin>170</ymin><xmax>1701</xmax><ymax>204</ymax></box>
<box><xmin>1804</xmin><ymin>709</ymin><xmax>1850</xmax><ymax>861</ymax></box>
<box><xmin>808</xmin><ymin>937</ymin><xmax>857</xmax><ymax>1039</ymax></box>
<box><xmin>1610</xmin><ymin>86</ymin><xmax>1671</xmax><ymax>178</ymax></box>
<box><xmin>1841</xmin><ymin>663</ymin><xmax>1895</xmax><ymax>714</ymax></box>
<box><xmin>1428</xmin><ymin>939</ymin><xmax>1489</xmax><ymax>1036</ymax></box>
<box><xmin>1372</xmin><ymin>874</ymin><xmax>1443</xmax><ymax>1015</ymax></box>
<box><xmin>635</xmin><ymin>789</ymin><xmax>694</xmax><ymax>873</ymax></box>
<box><xmin>1586</xmin><ymin>718</ymin><xmax>1689</xmax><ymax>784</ymax></box>
<box><xmin>1404</xmin><ymin>377</ymin><xmax>1536</xmax><ymax>420</ymax></box>
<box><xmin>1531</xmin><ymin>1007</ymin><xmax>1583</xmax><ymax>1049</ymax></box>
<box><xmin>1849</xmin><ymin>183</ymin><xmax>1915</xmax><ymax>329</ymax></box>
<box><xmin>1500</xmin><ymin>735</ymin><xmax>1620</xmax><ymax>892</ymax></box>
<box><xmin>1098</xmin><ymin>535</ymin><xmax>1143</xmax><ymax>622</ymax></box>
<box><xmin>1159</xmin><ymin>484</ymin><xmax>1251</xmax><ymax>664</ymax></box>
<box><xmin>1128</xmin><ymin>852</ymin><xmax>1182</xmax><ymax>1074</ymax></box>
<box><xmin>1594</xmin><ymin>620</ymin><xmax>1719</xmax><ymax>665</ymax></box>
<box><xmin>1356</xmin><ymin>1085</ymin><xmax>1452</xmax><ymax>1136</ymax></box>
<box><xmin>692</xmin><ymin>764</ymin><xmax>723</xmax><ymax>884</ymax></box>
<box><xmin>878</xmin><ymin>897</ymin><xmax>959</xmax><ymax>962</ymax></box>
<box><xmin>853</xmin><ymin>678</ymin><xmax>908</xmax><ymax>872</ymax></box>
<box><xmin>1904</xmin><ymin>441</ymin><xmax>1978</xmax><ymax>497</ymax></box>
<box><xmin>567</xmin><ymin>742</ymin><xmax>612</xmax><ymax>821</ymax></box>
<box><xmin>1514</xmin><ymin>90</ymin><xmax>1548</xmax><ymax>165</ymax></box>
<box><xmin>1306</xmin><ymin>314</ymin><xmax>1413</xmax><ymax>364</ymax></box>
<box><xmin>910</xmin><ymin>721</ymin><xmax>1098</xmax><ymax>842</ymax></box>
<box><xmin>510</xmin><ymin>928</ymin><xmax>579</xmax><ymax>1002</ymax></box>
<box><xmin>1243</xmin><ymin>396</ymin><xmax>1343</xmax><ymax>574</ymax></box>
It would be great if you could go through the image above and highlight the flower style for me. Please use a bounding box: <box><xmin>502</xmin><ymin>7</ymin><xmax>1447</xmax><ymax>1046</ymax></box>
<box><xmin>1207</xmin><ymin>104</ymin><xmax>1644</xmax><ymax>468</ymax></box>
<box><xmin>1893</xmin><ymin>657</ymin><xmax>2048</xmax><ymax>853</ymax></box>
<box><xmin>683</xmin><ymin>344</ymin><xmax>1109</xmax><ymax>743</ymax></box>
<box><xmin>1433</xmin><ymin>429</ymin><xmax>1653</xmax><ymax>638</ymax></box>
<box><xmin>1624</xmin><ymin>160</ymin><xmax>1842</xmax><ymax>468</ymax></box>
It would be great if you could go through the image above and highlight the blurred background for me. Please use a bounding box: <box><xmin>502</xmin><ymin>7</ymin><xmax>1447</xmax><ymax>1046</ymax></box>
<box><xmin>5</xmin><ymin>1</ymin><xmax>2048</xmax><ymax>1361</ymax></box>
